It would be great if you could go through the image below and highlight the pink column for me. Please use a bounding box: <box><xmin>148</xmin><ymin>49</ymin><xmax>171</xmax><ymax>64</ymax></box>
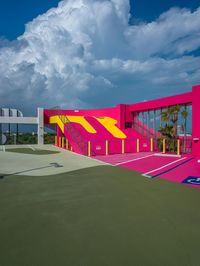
<box><xmin>116</xmin><ymin>104</ymin><xmax>125</xmax><ymax>129</ymax></box>
<box><xmin>116</xmin><ymin>104</ymin><xmax>132</xmax><ymax>130</ymax></box>
<box><xmin>192</xmin><ymin>85</ymin><xmax>200</xmax><ymax>158</ymax></box>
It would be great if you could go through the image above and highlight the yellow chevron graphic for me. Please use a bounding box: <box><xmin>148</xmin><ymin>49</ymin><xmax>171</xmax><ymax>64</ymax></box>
<box><xmin>94</xmin><ymin>116</ymin><xmax>127</xmax><ymax>139</ymax></box>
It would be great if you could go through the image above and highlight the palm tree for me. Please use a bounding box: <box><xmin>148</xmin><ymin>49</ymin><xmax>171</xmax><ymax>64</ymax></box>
<box><xmin>159</xmin><ymin>109</ymin><xmax>171</xmax><ymax>151</ymax></box>
<box><xmin>161</xmin><ymin>109</ymin><xmax>170</xmax><ymax>126</ymax></box>
<box><xmin>181</xmin><ymin>106</ymin><xmax>188</xmax><ymax>153</ymax></box>
<box><xmin>168</xmin><ymin>105</ymin><xmax>181</xmax><ymax>138</ymax></box>
<box><xmin>159</xmin><ymin>105</ymin><xmax>181</xmax><ymax>152</ymax></box>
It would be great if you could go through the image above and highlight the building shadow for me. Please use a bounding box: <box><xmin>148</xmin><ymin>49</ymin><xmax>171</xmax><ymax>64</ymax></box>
<box><xmin>0</xmin><ymin>162</ymin><xmax>63</xmax><ymax>179</ymax></box>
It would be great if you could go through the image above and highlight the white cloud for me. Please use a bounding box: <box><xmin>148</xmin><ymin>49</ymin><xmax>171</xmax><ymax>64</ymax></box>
<box><xmin>126</xmin><ymin>7</ymin><xmax>200</xmax><ymax>58</ymax></box>
<box><xmin>0</xmin><ymin>0</ymin><xmax>200</xmax><ymax>113</ymax></box>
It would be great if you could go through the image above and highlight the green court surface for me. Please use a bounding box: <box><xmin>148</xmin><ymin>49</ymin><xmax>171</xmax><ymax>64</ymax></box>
<box><xmin>6</xmin><ymin>147</ymin><xmax>60</xmax><ymax>155</ymax></box>
<box><xmin>0</xmin><ymin>165</ymin><xmax>200</xmax><ymax>266</ymax></box>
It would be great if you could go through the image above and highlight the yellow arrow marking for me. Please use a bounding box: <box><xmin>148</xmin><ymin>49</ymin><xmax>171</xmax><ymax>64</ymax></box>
<box><xmin>49</xmin><ymin>115</ymin><xmax>96</xmax><ymax>134</ymax></box>
<box><xmin>94</xmin><ymin>116</ymin><xmax>127</xmax><ymax>139</ymax></box>
<box><xmin>49</xmin><ymin>116</ymin><xmax>65</xmax><ymax>133</ymax></box>
<box><xmin>66</xmin><ymin>116</ymin><xmax>96</xmax><ymax>133</ymax></box>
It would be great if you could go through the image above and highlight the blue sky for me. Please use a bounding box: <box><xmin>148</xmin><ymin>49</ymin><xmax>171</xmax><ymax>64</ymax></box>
<box><xmin>0</xmin><ymin>0</ymin><xmax>60</xmax><ymax>40</ymax></box>
<box><xmin>131</xmin><ymin>0</ymin><xmax>200</xmax><ymax>22</ymax></box>
<box><xmin>0</xmin><ymin>0</ymin><xmax>200</xmax><ymax>114</ymax></box>
<box><xmin>1</xmin><ymin>0</ymin><xmax>200</xmax><ymax>40</ymax></box>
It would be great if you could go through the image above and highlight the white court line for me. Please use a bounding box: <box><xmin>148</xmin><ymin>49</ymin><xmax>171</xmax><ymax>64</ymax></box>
<box><xmin>116</xmin><ymin>154</ymin><xmax>154</xmax><ymax>166</ymax></box>
<box><xmin>154</xmin><ymin>153</ymin><xmax>181</xmax><ymax>158</ymax></box>
<box><xmin>142</xmin><ymin>157</ymin><xmax>186</xmax><ymax>178</ymax></box>
<box><xmin>3</xmin><ymin>145</ymin><xmax>5</xmax><ymax>152</ymax></box>
<box><xmin>28</xmin><ymin>145</ymin><xmax>36</xmax><ymax>151</ymax></box>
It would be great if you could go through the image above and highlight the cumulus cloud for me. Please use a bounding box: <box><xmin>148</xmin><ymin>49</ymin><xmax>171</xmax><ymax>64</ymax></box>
<box><xmin>126</xmin><ymin>7</ymin><xmax>200</xmax><ymax>58</ymax></box>
<box><xmin>0</xmin><ymin>0</ymin><xmax>200</xmax><ymax>113</ymax></box>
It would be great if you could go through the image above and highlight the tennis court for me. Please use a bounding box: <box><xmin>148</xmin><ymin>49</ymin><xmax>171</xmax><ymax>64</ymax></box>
<box><xmin>0</xmin><ymin>145</ymin><xmax>200</xmax><ymax>266</ymax></box>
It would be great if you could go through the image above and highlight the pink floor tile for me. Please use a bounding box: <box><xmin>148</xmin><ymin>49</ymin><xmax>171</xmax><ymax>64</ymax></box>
<box><xmin>120</xmin><ymin>155</ymin><xmax>177</xmax><ymax>173</ymax></box>
<box><xmin>94</xmin><ymin>152</ymin><xmax>200</xmax><ymax>189</ymax></box>
<box><xmin>95</xmin><ymin>152</ymin><xmax>152</xmax><ymax>165</ymax></box>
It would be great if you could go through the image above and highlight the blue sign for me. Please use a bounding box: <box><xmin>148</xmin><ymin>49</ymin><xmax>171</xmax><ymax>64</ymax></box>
<box><xmin>182</xmin><ymin>176</ymin><xmax>200</xmax><ymax>186</ymax></box>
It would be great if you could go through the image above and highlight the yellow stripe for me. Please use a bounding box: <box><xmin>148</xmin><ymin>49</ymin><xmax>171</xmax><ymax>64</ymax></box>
<box><xmin>49</xmin><ymin>116</ymin><xmax>64</xmax><ymax>133</ymax></box>
<box><xmin>137</xmin><ymin>139</ymin><xmax>140</xmax><ymax>152</ymax></box>
<box><xmin>122</xmin><ymin>139</ymin><xmax>125</xmax><ymax>154</ymax></box>
<box><xmin>94</xmin><ymin>117</ymin><xmax>126</xmax><ymax>139</ymax></box>
<box><xmin>88</xmin><ymin>141</ymin><xmax>91</xmax><ymax>157</ymax></box>
<box><xmin>66</xmin><ymin>116</ymin><xmax>96</xmax><ymax>133</ymax></box>
<box><xmin>150</xmin><ymin>138</ymin><xmax>153</xmax><ymax>152</ymax></box>
<box><xmin>66</xmin><ymin>139</ymin><xmax>68</xmax><ymax>150</ymax></box>
<box><xmin>163</xmin><ymin>139</ymin><xmax>166</xmax><ymax>153</ymax></box>
<box><xmin>105</xmin><ymin>140</ymin><xmax>109</xmax><ymax>155</ymax></box>
<box><xmin>49</xmin><ymin>115</ymin><xmax>96</xmax><ymax>134</ymax></box>
<box><xmin>177</xmin><ymin>139</ymin><xmax>180</xmax><ymax>156</ymax></box>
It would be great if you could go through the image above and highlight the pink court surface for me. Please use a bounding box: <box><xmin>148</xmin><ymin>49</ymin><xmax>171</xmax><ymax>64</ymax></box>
<box><xmin>95</xmin><ymin>152</ymin><xmax>200</xmax><ymax>189</ymax></box>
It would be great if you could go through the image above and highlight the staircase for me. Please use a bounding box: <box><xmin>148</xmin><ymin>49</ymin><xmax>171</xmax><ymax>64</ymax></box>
<box><xmin>59</xmin><ymin>116</ymin><xmax>96</xmax><ymax>156</ymax></box>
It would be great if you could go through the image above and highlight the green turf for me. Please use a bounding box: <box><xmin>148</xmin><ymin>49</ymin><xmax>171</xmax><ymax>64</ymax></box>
<box><xmin>6</xmin><ymin>147</ymin><xmax>60</xmax><ymax>155</ymax></box>
<box><xmin>0</xmin><ymin>166</ymin><xmax>200</xmax><ymax>266</ymax></box>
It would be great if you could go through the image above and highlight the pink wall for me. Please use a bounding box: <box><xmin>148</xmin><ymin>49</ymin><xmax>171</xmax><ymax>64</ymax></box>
<box><xmin>192</xmin><ymin>85</ymin><xmax>200</xmax><ymax>158</ymax></box>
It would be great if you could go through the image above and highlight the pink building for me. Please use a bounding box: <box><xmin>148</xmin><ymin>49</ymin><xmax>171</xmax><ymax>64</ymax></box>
<box><xmin>44</xmin><ymin>85</ymin><xmax>200</xmax><ymax>159</ymax></box>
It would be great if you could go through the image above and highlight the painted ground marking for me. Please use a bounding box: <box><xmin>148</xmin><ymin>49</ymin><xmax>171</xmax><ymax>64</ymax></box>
<box><xmin>182</xmin><ymin>176</ymin><xmax>200</xmax><ymax>186</ymax></box>
<box><xmin>142</xmin><ymin>157</ymin><xmax>187</xmax><ymax>178</ymax></box>
<box><xmin>116</xmin><ymin>154</ymin><xmax>154</xmax><ymax>166</ymax></box>
<box><xmin>28</xmin><ymin>145</ymin><xmax>36</xmax><ymax>151</ymax></box>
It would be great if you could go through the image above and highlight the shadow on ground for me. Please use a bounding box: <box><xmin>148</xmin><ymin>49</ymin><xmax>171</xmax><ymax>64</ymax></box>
<box><xmin>6</xmin><ymin>147</ymin><xmax>60</xmax><ymax>155</ymax></box>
